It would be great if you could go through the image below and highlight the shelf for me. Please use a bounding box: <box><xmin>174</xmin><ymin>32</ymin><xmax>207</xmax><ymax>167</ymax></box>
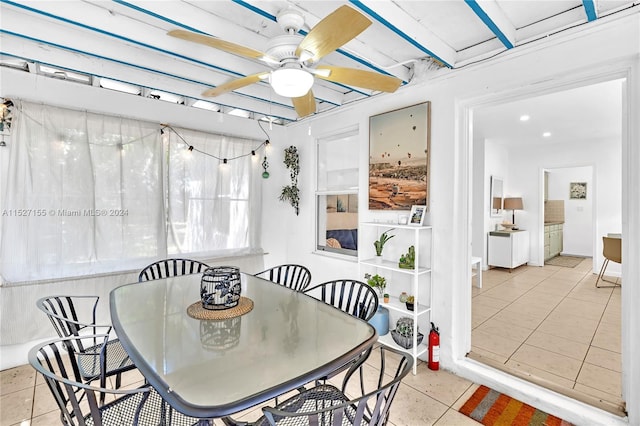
<box><xmin>361</xmin><ymin>222</ymin><xmax>432</xmax><ymax>231</ymax></box>
<box><xmin>359</xmin><ymin>221</ymin><xmax>432</xmax><ymax>375</ymax></box>
<box><xmin>360</xmin><ymin>258</ymin><xmax>431</xmax><ymax>275</ymax></box>
<box><xmin>378</xmin><ymin>332</ymin><xmax>428</xmax><ymax>358</ymax></box>
<box><xmin>380</xmin><ymin>297</ymin><xmax>430</xmax><ymax>316</ymax></box>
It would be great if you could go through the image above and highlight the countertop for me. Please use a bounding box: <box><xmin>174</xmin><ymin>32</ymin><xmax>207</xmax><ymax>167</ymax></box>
<box><xmin>490</xmin><ymin>229</ymin><xmax>526</xmax><ymax>236</ymax></box>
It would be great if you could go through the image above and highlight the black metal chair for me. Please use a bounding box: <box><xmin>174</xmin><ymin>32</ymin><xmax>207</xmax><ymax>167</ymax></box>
<box><xmin>254</xmin><ymin>264</ymin><xmax>312</xmax><ymax>292</ymax></box>
<box><xmin>254</xmin><ymin>345</ymin><xmax>412</xmax><ymax>426</ymax></box>
<box><xmin>29</xmin><ymin>334</ymin><xmax>202</xmax><ymax>426</ymax></box>
<box><xmin>302</xmin><ymin>279</ymin><xmax>379</xmax><ymax>385</ymax></box>
<box><xmin>138</xmin><ymin>258</ymin><xmax>209</xmax><ymax>282</ymax></box>
<box><xmin>37</xmin><ymin>296</ymin><xmax>136</xmax><ymax>395</ymax></box>
<box><xmin>304</xmin><ymin>279</ymin><xmax>378</xmax><ymax>321</ymax></box>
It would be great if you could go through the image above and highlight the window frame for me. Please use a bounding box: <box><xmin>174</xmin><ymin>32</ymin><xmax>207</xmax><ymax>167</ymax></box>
<box><xmin>314</xmin><ymin>127</ymin><xmax>359</xmax><ymax>258</ymax></box>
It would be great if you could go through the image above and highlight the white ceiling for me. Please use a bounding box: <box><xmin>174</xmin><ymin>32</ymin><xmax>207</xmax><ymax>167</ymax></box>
<box><xmin>1</xmin><ymin>1</ymin><xmax>637</xmax><ymax>125</ymax></box>
<box><xmin>474</xmin><ymin>79</ymin><xmax>623</xmax><ymax>147</ymax></box>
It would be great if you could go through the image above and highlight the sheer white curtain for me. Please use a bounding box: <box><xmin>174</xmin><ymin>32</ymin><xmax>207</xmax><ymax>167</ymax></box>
<box><xmin>0</xmin><ymin>101</ymin><xmax>165</xmax><ymax>282</ymax></box>
<box><xmin>166</xmin><ymin>128</ymin><xmax>262</xmax><ymax>257</ymax></box>
<box><xmin>0</xmin><ymin>102</ymin><xmax>262</xmax><ymax>283</ymax></box>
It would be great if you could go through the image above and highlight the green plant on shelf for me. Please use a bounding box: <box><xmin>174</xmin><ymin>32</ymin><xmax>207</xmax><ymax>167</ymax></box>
<box><xmin>405</xmin><ymin>295</ymin><xmax>415</xmax><ymax>311</ymax></box>
<box><xmin>374</xmin><ymin>230</ymin><xmax>395</xmax><ymax>257</ymax></box>
<box><xmin>398</xmin><ymin>245</ymin><xmax>415</xmax><ymax>269</ymax></box>
<box><xmin>395</xmin><ymin>317</ymin><xmax>415</xmax><ymax>337</ymax></box>
<box><xmin>364</xmin><ymin>273</ymin><xmax>386</xmax><ymax>298</ymax></box>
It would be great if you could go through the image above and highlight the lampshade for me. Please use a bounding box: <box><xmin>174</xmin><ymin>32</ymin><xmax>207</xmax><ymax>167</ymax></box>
<box><xmin>270</xmin><ymin>66</ymin><xmax>313</xmax><ymax>98</ymax></box>
<box><xmin>503</xmin><ymin>197</ymin><xmax>523</xmax><ymax>210</ymax></box>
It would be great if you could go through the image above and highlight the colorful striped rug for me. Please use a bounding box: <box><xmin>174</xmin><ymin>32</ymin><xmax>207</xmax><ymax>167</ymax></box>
<box><xmin>460</xmin><ymin>385</ymin><xmax>574</xmax><ymax>426</ymax></box>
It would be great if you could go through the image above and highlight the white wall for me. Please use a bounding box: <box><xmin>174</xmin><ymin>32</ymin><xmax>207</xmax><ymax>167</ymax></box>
<box><xmin>547</xmin><ymin>166</ymin><xmax>595</xmax><ymax>258</ymax></box>
<box><xmin>502</xmin><ymin>140</ymin><xmax>620</xmax><ymax>270</ymax></box>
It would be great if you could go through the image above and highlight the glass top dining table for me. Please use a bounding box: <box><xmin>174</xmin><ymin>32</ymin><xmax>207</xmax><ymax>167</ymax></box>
<box><xmin>110</xmin><ymin>272</ymin><xmax>377</xmax><ymax>420</ymax></box>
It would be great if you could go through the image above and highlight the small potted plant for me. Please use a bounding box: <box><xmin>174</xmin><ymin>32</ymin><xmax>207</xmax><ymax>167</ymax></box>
<box><xmin>383</xmin><ymin>293</ymin><xmax>390</xmax><ymax>303</ymax></box>
<box><xmin>373</xmin><ymin>230</ymin><xmax>394</xmax><ymax>262</ymax></box>
<box><xmin>405</xmin><ymin>295</ymin><xmax>415</xmax><ymax>311</ymax></box>
<box><xmin>391</xmin><ymin>317</ymin><xmax>424</xmax><ymax>349</ymax></box>
<box><xmin>398</xmin><ymin>245</ymin><xmax>415</xmax><ymax>269</ymax></box>
<box><xmin>364</xmin><ymin>273</ymin><xmax>386</xmax><ymax>299</ymax></box>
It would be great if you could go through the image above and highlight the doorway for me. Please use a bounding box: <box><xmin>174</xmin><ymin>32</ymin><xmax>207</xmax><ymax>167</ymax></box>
<box><xmin>469</xmin><ymin>79</ymin><xmax>624</xmax><ymax>414</ymax></box>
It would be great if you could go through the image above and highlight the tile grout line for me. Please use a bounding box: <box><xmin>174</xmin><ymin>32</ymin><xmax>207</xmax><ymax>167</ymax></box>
<box><xmin>572</xmin><ymin>283</ymin><xmax>616</xmax><ymax>393</ymax></box>
<box><xmin>472</xmin><ymin>260</ymin><xmax>622</xmax><ymax>405</ymax></box>
<box><xmin>501</xmin><ymin>265</ymin><xmax>586</xmax><ymax>367</ymax></box>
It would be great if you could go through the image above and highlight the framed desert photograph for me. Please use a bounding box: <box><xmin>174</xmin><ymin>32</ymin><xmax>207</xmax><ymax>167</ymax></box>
<box><xmin>369</xmin><ymin>102</ymin><xmax>431</xmax><ymax>211</ymax></box>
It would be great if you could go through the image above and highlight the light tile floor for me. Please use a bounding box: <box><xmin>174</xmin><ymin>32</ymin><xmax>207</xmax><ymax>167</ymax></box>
<box><xmin>471</xmin><ymin>258</ymin><xmax>623</xmax><ymax>414</ymax></box>
<box><xmin>0</xmin><ymin>346</ymin><xmax>482</xmax><ymax>426</ymax></box>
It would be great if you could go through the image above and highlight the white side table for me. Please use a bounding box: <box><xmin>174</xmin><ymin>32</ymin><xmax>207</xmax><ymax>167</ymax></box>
<box><xmin>471</xmin><ymin>256</ymin><xmax>482</xmax><ymax>288</ymax></box>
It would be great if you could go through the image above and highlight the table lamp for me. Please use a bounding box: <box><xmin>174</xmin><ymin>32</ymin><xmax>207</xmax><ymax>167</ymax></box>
<box><xmin>503</xmin><ymin>197</ymin><xmax>523</xmax><ymax>225</ymax></box>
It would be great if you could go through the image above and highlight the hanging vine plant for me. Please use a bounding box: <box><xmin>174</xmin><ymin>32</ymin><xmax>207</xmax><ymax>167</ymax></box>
<box><xmin>280</xmin><ymin>146</ymin><xmax>300</xmax><ymax>215</ymax></box>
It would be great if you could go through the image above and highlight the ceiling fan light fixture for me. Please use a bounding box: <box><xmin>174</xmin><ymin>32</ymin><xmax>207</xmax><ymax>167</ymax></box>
<box><xmin>270</xmin><ymin>67</ymin><xmax>313</xmax><ymax>98</ymax></box>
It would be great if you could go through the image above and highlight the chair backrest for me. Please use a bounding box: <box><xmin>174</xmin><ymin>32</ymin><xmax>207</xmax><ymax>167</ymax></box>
<box><xmin>304</xmin><ymin>279</ymin><xmax>378</xmax><ymax>321</ymax></box>
<box><xmin>29</xmin><ymin>334</ymin><xmax>151</xmax><ymax>426</ymax></box>
<box><xmin>37</xmin><ymin>295</ymin><xmax>100</xmax><ymax>338</ymax></box>
<box><xmin>37</xmin><ymin>295</ymin><xmax>115</xmax><ymax>361</ymax></box>
<box><xmin>138</xmin><ymin>258</ymin><xmax>209</xmax><ymax>282</ymax></box>
<box><xmin>262</xmin><ymin>346</ymin><xmax>413</xmax><ymax>426</ymax></box>
<box><xmin>254</xmin><ymin>264</ymin><xmax>312</xmax><ymax>292</ymax></box>
<box><xmin>603</xmin><ymin>236</ymin><xmax>622</xmax><ymax>264</ymax></box>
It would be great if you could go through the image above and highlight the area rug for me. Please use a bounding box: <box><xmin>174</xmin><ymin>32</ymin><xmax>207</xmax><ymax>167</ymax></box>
<box><xmin>460</xmin><ymin>385</ymin><xmax>574</xmax><ymax>426</ymax></box>
<box><xmin>544</xmin><ymin>255</ymin><xmax>583</xmax><ymax>268</ymax></box>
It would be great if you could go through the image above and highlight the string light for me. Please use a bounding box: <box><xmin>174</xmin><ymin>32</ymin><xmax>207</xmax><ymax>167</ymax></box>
<box><xmin>162</xmin><ymin>125</ymin><xmax>271</xmax><ymax>166</ymax></box>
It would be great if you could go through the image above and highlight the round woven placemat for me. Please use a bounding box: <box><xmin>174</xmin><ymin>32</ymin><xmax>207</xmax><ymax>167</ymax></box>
<box><xmin>186</xmin><ymin>297</ymin><xmax>254</xmax><ymax>320</ymax></box>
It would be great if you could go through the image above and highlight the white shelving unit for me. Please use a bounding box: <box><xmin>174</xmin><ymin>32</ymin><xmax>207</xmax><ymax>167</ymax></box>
<box><xmin>359</xmin><ymin>222</ymin><xmax>433</xmax><ymax>374</ymax></box>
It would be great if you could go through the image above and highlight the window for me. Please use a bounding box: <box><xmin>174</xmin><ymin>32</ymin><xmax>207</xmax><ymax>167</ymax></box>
<box><xmin>0</xmin><ymin>102</ymin><xmax>262</xmax><ymax>282</ymax></box>
<box><xmin>316</xmin><ymin>127</ymin><xmax>359</xmax><ymax>257</ymax></box>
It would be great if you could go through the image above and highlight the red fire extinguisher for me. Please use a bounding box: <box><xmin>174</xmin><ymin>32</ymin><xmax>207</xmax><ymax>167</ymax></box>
<box><xmin>428</xmin><ymin>322</ymin><xmax>440</xmax><ymax>371</ymax></box>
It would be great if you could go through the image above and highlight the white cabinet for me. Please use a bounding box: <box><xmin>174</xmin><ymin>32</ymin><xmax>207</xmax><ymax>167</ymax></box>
<box><xmin>544</xmin><ymin>223</ymin><xmax>564</xmax><ymax>260</ymax></box>
<box><xmin>359</xmin><ymin>222</ymin><xmax>432</xmax><ymax>374</ymax></box>
<box><xmin>488</xmin><ymin>230</ymin><xmax>529</xmax><ymax>270</ymax></box>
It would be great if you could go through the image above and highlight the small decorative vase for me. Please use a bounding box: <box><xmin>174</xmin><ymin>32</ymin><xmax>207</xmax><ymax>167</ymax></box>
<box><xmin>368</xmin><ymin>306</ymin><xmax>389</xmax><ymax>336</ymax></box>
<box><xmin>405</xmin><ymin>302</ymin><xmax>414</xmax><ymax>311</ymax></box>
<box><xmin>383</xmin><ymin>294</ymin><xmax>390</xmax><ymax>303</ymax></box>
<box><xmin>399</xmin><ymin>292</ymin><xmax>408</xmax><ymax>303</ymax></box>
<box><xmin>375</xmin><ymin>255</ymin><xmax>383</xmax><ymax>264</ymax></box>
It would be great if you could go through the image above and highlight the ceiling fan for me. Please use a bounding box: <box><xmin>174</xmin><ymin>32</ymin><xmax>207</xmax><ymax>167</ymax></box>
<box><xmin>168</xmin><ymin>5</ymin><xmax>402</xmax><ymax>118</ymax></box>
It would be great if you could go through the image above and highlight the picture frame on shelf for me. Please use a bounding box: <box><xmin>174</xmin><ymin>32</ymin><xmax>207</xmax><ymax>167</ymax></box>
<box><xmin>409</xmin><ymin>205</ymin><xmax>426</xmax><ymax>226</ymax></box>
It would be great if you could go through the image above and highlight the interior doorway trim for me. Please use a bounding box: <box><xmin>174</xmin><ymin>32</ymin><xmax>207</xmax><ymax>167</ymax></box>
<box><xmin>452</xmin><ymin>66</ymin><xmax>635</xmax><ymax>426</ymax></box>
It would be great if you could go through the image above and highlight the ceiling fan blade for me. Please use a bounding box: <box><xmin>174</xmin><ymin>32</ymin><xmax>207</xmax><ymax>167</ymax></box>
<box><xmin>168</xmin><ymin>29</ymin><xmax>275</xmax><ymax>62</ymax></box>
<box><xmin>202</xmin><ymin>73</ymin><xmax>267</xmax><ymax>97</ymax></box>
<box><xmin>315</xmin><ymin>66</ymin><xmax>402</xmax><ymax>93</ymax></box>
<box><xmin>292</xmin><ymin>90</ymin><xmax>316</xmax><ymax>118</ymax></box>
<box><xmin>296</xmin><ymin>5</ymin><xmax>371</xmax><ymax>64</ymax></box>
